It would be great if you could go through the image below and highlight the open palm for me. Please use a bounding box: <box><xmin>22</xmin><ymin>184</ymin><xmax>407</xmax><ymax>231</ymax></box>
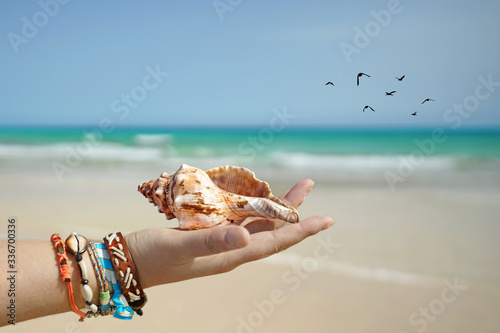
<box><xmin>125</xmin><ymin>179</ymin><xmax>334</xmax><ymax>289</ymax></box>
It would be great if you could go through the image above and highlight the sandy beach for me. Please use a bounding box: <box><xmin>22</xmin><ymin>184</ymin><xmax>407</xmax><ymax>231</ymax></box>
<box><xmin>1</xmin><ymin>160</ymin><xmax>500</xmax><ymax>333</ymax></box>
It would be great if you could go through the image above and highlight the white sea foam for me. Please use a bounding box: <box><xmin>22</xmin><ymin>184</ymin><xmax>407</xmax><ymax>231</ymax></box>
<box><xmin>263</xmin><ymin>252</ymin><xmax>444</xmax><ymax>287</ymax></box>
<box><xmin>0</xmin><ymin>142</ymin><xmax>493</xmax><ymax>176</ymax></box>
<box><xmin>270</xmin><ymin>152</ymin><xmax>457</xmax><ymax>172</ymax></box>
<box><xmin>133</xmin><ymin>134</ymin><xmax>172</xmax><ymax>146</ymax></box>
<box><xmin>0</xmin><ymin>143</ymin><xmax>162</xmax><ymax>162</ymax></box>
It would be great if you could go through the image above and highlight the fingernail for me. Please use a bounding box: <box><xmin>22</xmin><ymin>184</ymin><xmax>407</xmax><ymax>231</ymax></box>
<box><xmin>322</xmin><ymin>217</ymin><xmax>335</xmax><ymax>230</ymax></box>
<box><xmin>225</xmin><ymin>228</ymin><xmax>248</xmax><ymax>249</ymax></box>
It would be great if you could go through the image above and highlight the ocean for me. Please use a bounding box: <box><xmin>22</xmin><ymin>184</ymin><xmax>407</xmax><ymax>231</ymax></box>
<box><xmin>1</xmin><ymin>127</ymin><xmax>499</xmax><ymax>183</ymax></box>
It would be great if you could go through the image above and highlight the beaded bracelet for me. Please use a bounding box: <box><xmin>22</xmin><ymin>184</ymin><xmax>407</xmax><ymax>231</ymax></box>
<box><xmin>87</xmin><ymin>241</ymin><xmax>114</xmax><ymax>316</ymax></box>
<box><xmin>65</xmin><ymin>232</ymin><xmax>99</xmax><ymax>318</ymax></box>
<box><xmin>50</xmin><ymin>234</ymin><xmax>87</xmax><ymax>321</ymax></box>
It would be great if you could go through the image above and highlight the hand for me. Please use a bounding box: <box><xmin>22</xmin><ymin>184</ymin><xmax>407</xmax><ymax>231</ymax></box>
<box><xmin>125</xmin><ymin>179</ymin><xmax>335</xmax><ymax>289</ymax></box>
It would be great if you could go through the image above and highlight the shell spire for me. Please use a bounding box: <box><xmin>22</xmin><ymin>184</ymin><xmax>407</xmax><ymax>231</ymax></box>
<box><xmin>138</xmin><ymin>164</ymin><xmax>300</xmax><ymax>230</ymax></box>
<box><xmin>138</xmin><ymin>179</ymin><xmax>155</xmax><ymax>203</ymax></box>
<box><xmin>138</xmin><ymin>171</ymin><xmax>175</xmax><ymax>219</ymax></box>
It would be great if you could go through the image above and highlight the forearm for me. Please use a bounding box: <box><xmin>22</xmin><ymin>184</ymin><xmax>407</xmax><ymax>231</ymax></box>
<box><xmin>0</xmin><ymin>240</ymin><xmax>99</xmax><ymax>326</ymax></box>
<box><xmin>0</xmin><ymin>179</ymin><xmax>332</xmax><ymax>326</ymax></box>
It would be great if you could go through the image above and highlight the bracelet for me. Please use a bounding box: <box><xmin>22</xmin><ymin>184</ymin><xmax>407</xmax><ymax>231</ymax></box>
<box><xmin>65</xmin><ymin>232</ymin><xmax>99</xmax><ymax>317</ymax></box>
<box><xmin>50</xmin><ymin>234</ymin><xmax>87</xmax><ymax>321</ymax></box>
<box><xmin>103</xmin><ymin>232</ymin><xmax>147</xmax><ymax>315</ymax></box>
<box><xmin>52</xmin><ymin>232</ymin><xmax>137</xmax><ymax>321</ymax></box>
<box><xmin>93</xmin><ymin>242</ymin><xmax>134</xmax><ymax>320</ymax></box>
<box><xmin>87</xmin><ymin>241</ymin><xmax>113</xmax><ymax>316</ymax></box>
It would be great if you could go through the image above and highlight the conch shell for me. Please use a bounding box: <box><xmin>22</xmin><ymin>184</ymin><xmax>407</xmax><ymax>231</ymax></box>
<box><xmin>138</xmin><ymin>164</ymin><xmax>300</xmax><ymax>230</ymax></box>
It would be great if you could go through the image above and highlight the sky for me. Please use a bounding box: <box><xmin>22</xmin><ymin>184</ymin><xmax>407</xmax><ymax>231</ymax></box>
<box><xmin>0</xmin><ymin>0</ymin><xmax>499</xmax><ymax>128</ymax></box>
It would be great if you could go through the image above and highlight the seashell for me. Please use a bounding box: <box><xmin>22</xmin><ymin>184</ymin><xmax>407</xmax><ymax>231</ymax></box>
<box><xmin>138</xmin><ymin>164</ymin><xmax>300</xmax><ymax>230</ymax></box>
<box><xmin>65</xmin><ymin>233</ymin><xmax>88</xmax><ymax>255</ymax></box>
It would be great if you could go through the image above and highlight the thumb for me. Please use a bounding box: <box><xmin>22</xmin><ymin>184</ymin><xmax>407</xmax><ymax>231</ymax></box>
<box><xmin>180</xmin><ymin>226</ymin><xmax>251</xmax><ymax>259</ymax></box>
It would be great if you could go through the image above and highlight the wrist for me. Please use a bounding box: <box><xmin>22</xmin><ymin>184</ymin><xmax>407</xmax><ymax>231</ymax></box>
<box><xmin>124</xmin><ymin>230</ymin><xmax>157</xmax><ymax>289</ymax></box>
<box><xmin>103</xmin><ymin>232</ymin><xmax>148</xmax><ymax>314</ymax></box>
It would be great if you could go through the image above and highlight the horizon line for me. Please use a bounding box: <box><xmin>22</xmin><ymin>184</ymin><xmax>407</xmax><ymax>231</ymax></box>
<box><xmin>1</xmin><ymin>124</ymin><xmax>500</xmax><ymax>132</ymax></box>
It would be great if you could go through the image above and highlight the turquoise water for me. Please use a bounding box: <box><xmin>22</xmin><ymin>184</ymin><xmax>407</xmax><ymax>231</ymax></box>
<box><xmin>1</xmin><ymin>126</ymin><xmax>499</xmax><ymax>154</ymax></box>
<box><xmin>1</xmin><ymin>126</ymin><xmax>499</xmax><ymax>175</ymax></box>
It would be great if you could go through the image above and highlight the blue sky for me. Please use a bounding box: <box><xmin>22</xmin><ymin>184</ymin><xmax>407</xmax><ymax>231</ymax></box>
<box><xmin>1</xmin><ymin>0</ymin><xmax>499</xmax><ymax>128</ymax></box>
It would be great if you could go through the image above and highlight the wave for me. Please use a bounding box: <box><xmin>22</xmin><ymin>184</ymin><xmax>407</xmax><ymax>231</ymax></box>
<box><xmin>133</xmin><ymin>134</ymin><xmax>172</xmax><ymax>146</ymax></box>
<box><xmin>0</xmin><ymin>142</ymin><xmax>162</xmax><ymax>163</ymax></box>
<box><xmin>270</xmin><ymin>152</ymin><xmax>457</xmax><ymax>172</ymax></box>
<box><xmin>1</xmin><ymin>141</ymin><xmax>498</xmax><ymax>175</ymax></box>
<box><xmin>0</xmin><ymin>142</ymin><xmax>245</xmax><ymax>172</ymax></box>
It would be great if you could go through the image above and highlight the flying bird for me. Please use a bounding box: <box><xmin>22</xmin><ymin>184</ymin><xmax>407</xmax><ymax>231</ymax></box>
<box><xmin>363</xmin><ymin>105</ymin><xmax>375</xmax><ymax>112</ymax></box>
<box><xmin>357</xmin><ymin>73</ymin><xmax>371</xmax><ymax>86</ymax></box>
<box><xmin>411</xmin><ymin>112</ymin><xmax>417</xmax><ymax>116</ymax></box>
<box><xmin>325</xmin><ymin>81</ymin><xmax>335</xmax><ymax>86</ymax></box>
<box><xmin>422</xmin><ymin>98</ymin><xmax>435</xmax><ymax>104</ymax></box>
<box><xmin>385</xmin><ymin>91</ymin><xmax>396</xmax><ymax>96</ymax></box>
<box><xmin>395</xmin><ymin>75</ymin><xmax>405</xmax><ymax>81</ymax></box>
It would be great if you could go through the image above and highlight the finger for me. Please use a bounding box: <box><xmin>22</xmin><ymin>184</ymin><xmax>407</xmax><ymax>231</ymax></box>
<box><xmin>280</xmin><ymin>189</ymin><xmax>290</xmax><ymax>198</ymax></box>
<box><xmin>183</xmin><ymin>216</ymin><xmax>334</xmax><ymax>279</ymax></box>
<box><xmin>243</xmin><ymin>219</ymin><xmax>276</xmax><ymax>233</ymax></box>
<box><xmin>271</xmin><ymin>219</ymin><xmax>287</xmax><ymax>229</ymax></box>
<box><xmin>176</xmin><ymin>226</ymin><xmax>251</xmax><ymax>260</ymax></box>
<box><xmin>279</xmin><ymin>179</ymin><xmax>315</xmax><ymax>208</ymax></box>
<box><xmin>241</xmin><ymin>217</ymin><xmax>286</xmax><ymax>233</ymax></box>
<box><xmin>227</xmin><ymin>215</ymin><xmax>334</xmax><ymax>265</ymax></box>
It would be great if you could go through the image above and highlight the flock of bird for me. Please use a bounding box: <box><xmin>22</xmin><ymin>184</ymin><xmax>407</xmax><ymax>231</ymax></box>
<box><xmin>325</xmin><ymin>73</ymin><xmax>435</xmax><ymax>116</ymax></box>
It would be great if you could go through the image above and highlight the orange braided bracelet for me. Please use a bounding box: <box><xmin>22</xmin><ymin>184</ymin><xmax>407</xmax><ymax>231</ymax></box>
<box><xmin>50</xmin><ymin>234</ymin><xmax>87</xmax><ymax>321</ymax></box>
